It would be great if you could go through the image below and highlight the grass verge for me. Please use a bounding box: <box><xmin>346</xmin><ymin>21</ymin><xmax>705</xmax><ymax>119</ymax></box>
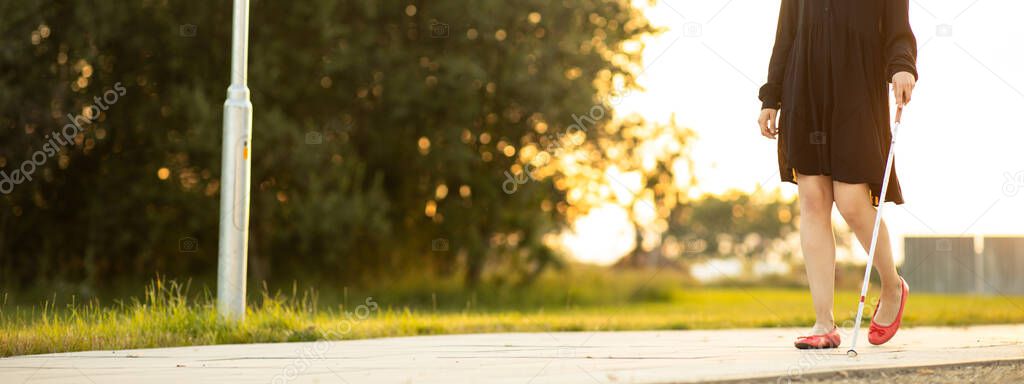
<box><xmin>3</xmin><ymin>277</ymin><xmax>1024</xmax><ymax>357</ymax></box>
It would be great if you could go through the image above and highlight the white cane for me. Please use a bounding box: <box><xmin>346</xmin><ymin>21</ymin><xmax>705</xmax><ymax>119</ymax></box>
<box><xmin>847</xmin><ymin>105</ymin><xmax>902</xmax><ymax>358</ymax></box>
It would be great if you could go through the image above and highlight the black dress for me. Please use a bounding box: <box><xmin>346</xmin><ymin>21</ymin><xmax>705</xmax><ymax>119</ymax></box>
<box><xmin>759</xmin><ymin>0</ymin><xmax>918</xmax><ymax>206</ymax></box>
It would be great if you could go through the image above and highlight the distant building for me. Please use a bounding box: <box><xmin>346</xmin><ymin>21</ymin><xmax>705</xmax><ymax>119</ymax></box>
<box><xmin>903</xmin><ymin>236</ymin><xmax>1024</xmax><ymax>295</ymax></box>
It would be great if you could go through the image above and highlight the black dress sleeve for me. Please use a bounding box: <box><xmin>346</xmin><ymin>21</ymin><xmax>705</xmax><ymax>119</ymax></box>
<box><xmin>759</xmin><ymin>0</ymin><xmax>798</xmax><ymax>110</ymax></box>
<box><xmin>884</xmin><ymin>0</ymin><xmax>918</xmax><ymax>82</ymax></box>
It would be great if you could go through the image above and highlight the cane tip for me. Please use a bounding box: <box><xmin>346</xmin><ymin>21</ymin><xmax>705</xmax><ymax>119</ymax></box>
<box><xmin>846</xmin><ymin>349</ymin><xmax>858</xmax><ymax>358</ymax></box>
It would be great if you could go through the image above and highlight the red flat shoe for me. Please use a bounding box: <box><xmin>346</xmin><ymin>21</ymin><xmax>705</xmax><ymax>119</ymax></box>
<box><xmin>794</xmin><ymin>326</ymin><xmax>841</xmax><ymax>349</ymax></box>
<box><xmin>868</xmin><ymin>277</ymin><xmax>909</xmax><ymax>345</ymax></box>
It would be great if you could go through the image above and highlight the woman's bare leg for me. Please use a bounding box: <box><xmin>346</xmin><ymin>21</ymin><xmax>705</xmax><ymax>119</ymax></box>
<box><xmin>832</xmin><ymin>181</ymin><xmax>903</xmax><ymax>325</ymax></box>
<box><xmin>796</xmin><ymin>173</ymin><xmax>837</xmax><ymax>334</ymax></box>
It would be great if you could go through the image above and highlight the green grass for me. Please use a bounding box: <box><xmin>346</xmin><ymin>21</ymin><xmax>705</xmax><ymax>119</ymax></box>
<box><xmin>3</xmin><ymin>275</ymin><xmax>1024</xmax><ymax>357</ymax></box>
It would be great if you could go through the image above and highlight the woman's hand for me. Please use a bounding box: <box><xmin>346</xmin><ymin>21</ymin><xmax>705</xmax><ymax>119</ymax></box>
<box><xmin>892</xmin><ymin>71</ymin><xmax>915</xmax><ymax>107</ymax></box>
<box><xmin>758</xmin><ymin>108</ymin><xmax>779</xmax><ymax>139</ymax></box>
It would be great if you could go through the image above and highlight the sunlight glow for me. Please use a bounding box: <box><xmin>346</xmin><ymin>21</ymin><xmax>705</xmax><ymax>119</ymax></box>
<box><xmin>562</xmin><ymin>203</ymin><xmax>636</xmax><ymax>266</ymax></box>
<box><xmin>562</xmin><ymin>0</ymin><xmax>1024</xmax><ymax>266</ymax></box>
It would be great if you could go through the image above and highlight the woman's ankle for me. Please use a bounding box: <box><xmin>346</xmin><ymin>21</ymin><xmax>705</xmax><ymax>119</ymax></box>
<box><xmin>880</xmin><ymin>274</ymin><xmax>903</xmax><ymax>292</ymax></box>
<box><xmin>811</xmin><ymin>321</ymin><xmax>835</xmax><ymax>333</ymax></box>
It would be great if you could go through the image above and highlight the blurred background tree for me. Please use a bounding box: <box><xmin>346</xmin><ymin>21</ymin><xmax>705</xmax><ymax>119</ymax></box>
<box><xmin>0</xmin><ymin>0</ymin><xmax>663</xmax><ymax>293</ymax></box>
<box><xmin>0</xmin><ymin>0</ymin><xmax>808</xmax><ymax>300</ymax></box>
<box><xmin>668</xmin><ymin>190</ymin><xmax>801</xmax><ymax>278</ymax></box>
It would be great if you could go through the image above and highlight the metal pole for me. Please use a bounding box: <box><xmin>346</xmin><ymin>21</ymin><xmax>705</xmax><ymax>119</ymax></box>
<box><xmin>217</xmin><ymin>0</ymin><xmax>252</xmax><ymax>322</ymax></box>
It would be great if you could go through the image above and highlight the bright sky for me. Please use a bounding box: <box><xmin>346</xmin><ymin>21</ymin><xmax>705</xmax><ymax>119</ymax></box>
<box><xmin>566</xmin><ymin>0</ymin><xmax>1024</xmax><ymax>266</ymax></box>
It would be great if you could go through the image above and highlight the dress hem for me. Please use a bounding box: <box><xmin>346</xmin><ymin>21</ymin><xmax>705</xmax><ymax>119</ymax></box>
<box><xmin>781</xmin><ymin>167</ymin><xmax>904</xmax><ymax>207</ymax></box>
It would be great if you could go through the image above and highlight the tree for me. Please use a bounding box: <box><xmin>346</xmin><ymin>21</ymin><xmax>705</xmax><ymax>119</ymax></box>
<box><xmin>0</xmin><ymin>0</ymin><xmax>655</xmax><ymax>290</ymax></box>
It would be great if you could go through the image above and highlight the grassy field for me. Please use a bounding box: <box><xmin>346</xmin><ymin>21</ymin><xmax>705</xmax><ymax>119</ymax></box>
<box><xmin>3</xmin><ymin>273</ymin><xmax>1024</xmax><ymax>357</ymax></box>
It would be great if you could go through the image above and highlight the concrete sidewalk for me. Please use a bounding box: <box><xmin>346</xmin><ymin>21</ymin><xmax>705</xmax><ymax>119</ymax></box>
<box><xmin>2</xmin><ymin>325</ymin><xmax>1023</xmax><ymax>383</ymax></box>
